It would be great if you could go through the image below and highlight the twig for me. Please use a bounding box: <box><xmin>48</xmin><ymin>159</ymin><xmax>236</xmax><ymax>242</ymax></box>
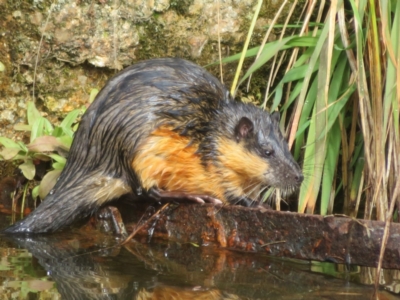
<box><xmin>33</xmin><ymin>3</ymin><xmax>54</xmax><ymax>102</ymax></box>
<box><xmin>217</xmin><ymin>0</ymin><xmax>223</xmax><ymax>84</ymax></box>
<box><xmin>65</xmin><ymin>203</ymin><xmax>170</xmax><ymax>260</ymax></box>
<box><xmin>120</xmin><ymin>203</ymin><xmax>170</xmax><ymax>245</ymax></box>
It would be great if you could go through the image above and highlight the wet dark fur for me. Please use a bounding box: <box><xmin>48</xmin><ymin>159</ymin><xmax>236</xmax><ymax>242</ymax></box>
<box><xmin>4</xmin><ymin>58</ymin><xmax>302</xmax><ymax>234</ymax></box>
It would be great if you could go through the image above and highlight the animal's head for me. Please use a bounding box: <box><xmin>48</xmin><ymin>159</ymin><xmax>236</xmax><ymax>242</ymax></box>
<box><xmin>214</xmin><ymin>102</ymin><xmax>303</xmax><ymax>202</ymax></box>
<box><xmin>233</xmin><ymin>110</ymin><xmax>303</xmax><ymax>191</ymax></box>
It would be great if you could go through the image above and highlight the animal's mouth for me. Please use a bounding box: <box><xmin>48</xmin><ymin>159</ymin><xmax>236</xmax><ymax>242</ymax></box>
<box><xmin>263</xmin><ymin>170</ymin><xmax>304</xmax><ymax>186</ymax></box>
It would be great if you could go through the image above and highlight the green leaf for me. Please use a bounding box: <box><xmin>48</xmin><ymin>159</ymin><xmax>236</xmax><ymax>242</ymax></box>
<box><xmin>320</xmin><ymin>121</ymin><xmax>341</xmax><ymax>215</ymax></box>
<box><xmin>280</xmin><ymin>80</ymin><xmax>303</xmax><ymax>111</ymax></box>
<box><xmin>294</xmin><ymin>119</ymin><xmax>311</xmax><ymax>138</ymax></box>
<box><xmin>43</xmin><ymin>118</ymin><xmax>54</xmax><ymax>134</ymax></box>
<box><xmin>207</xmin><ymin>36</ymin><xmax>318</xmax><ymax>66</ymax></box>
<box><xmin>211</xmin><ymin>46</ymin><xmax>261</xmax><ymax>65</ymax></box>
<box><xmin>294</xmin><ymin>77</ymin><xmax>318</xmax><ymax>160</ymax></box>
<box><xmin>350</xmin><ymin>157</ymin><xmax>365</xmax><ymax>201</ymax></box>
<box><xmin>32</xmin><ymin>185</ymin><xmax>40</xmax><ymax>200</ymax></box>
<box><xmin>52</xmin><ymin>126</ymin><xmax>64</xmax><ymax>138</ymax></box>
<box><xmin>57</xmin><ymin>135</ymin><xmax>73</xmax><ymax>150</ymax></box>
<box><xmin>284</xmin><ymin>64</ymin><xmax>319</xmax><ymax>83</ymax></box>
<box><xmin>237</xmin><ymin>37</ymin><xmax>294</xmax><ymax>87</ymax></box>
<box><xmin>272</xmin><ymin>63</ymin><xmax>319</xmax><ymax>112</ymax></box>
<box><xmin>72</xmin><ymin>123</ymin><xmax>80</xmax><ymax>131</ymax></box>
<box><xmin>30</xmin><ymin>117</ymin><xmax>54</xmax><ymax>143</ymax></box>
<box><xmin>8</xmin><ymin>154</ymin><xmax>28</xmax><ymax>161</ymax></box>
<box><xmin>48</xmin><ymin>154</ymin><xmax>67</xmax><ymax>164</ymax></box>
<box><xmin>16</xmin><ymin>141</ymin><xmax>28</xmax><ymax>152</ymax></box>
<box><xmin>14</xmin><ymin>124</ymin><xmax>32</xmax><ymax>131</ymax></box>
<box><xmin>349</xmin><ymin>133</ymin><xmax>364</xmax><ymax>168</ymax></box>
<box><xmin>315</xmin><ymin>52</ymin><xmax>355</xmax><ymax>141</ymax></box>
<box><xmin>52</xmin><ymin>162</ymin><xmax>65</xmax><ymax>170</ymax></box>
<box><xmin>60</xmin><ymin>109</ymin><xmax>81</xmax><ymax>137</ymax></box>
<box><xmin>0</xmin><ymin>137</ymin><xmax>23</xmax><ymax>149</ymax></box>
<box><xmin>89</xmin><ymin>88</ymin><xmax>99</xmax><ymax>103</ymax></box>
<box><xmin>39</xmin><ymin>169</ymin><xmax>61</xmax><ymax>199</ymax></box>
<box><xmin>30</xmin><ymin>117</ymin><xmax>45</xmax><ymax>143</ymax></box>
<box><xmin>26</xmin><ymin>101</ymin><xmax>42</xmax><ymax>127</ymax></box>
<box><xmin>19</xmin><ymin>160</ymin><xmax>35</xmax><ymax>180</ymax></box>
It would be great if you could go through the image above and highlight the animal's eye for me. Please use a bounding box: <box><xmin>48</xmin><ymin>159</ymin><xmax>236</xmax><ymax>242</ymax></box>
<box><xmin>264</xmin><ymin>149</ymin><xmax>274</xmax><ymax>157</ymax></box>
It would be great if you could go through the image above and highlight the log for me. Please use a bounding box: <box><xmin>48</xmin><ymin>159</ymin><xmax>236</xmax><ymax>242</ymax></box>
<box><xmin>117</xmin><ymin>203</ymin><xmax>400</xmax><ymax>269</ymax></box>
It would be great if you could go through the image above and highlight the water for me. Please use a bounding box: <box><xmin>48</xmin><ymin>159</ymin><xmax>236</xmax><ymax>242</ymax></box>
<box><xmin>0</xmin><ymin>213</ymin><xmax>398</xmax><ymax>300</ymax></box>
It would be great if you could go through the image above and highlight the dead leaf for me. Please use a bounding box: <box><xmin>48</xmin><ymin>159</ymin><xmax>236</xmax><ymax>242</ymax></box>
<box><xmin>0</xmin><ymin>147</ymin><xmax>20</xmax><ymax>160</ymax></box>
<box><xmin>28</xmin><ymin>136</ymin><xmax>64</xmax><ymax>152</ymax></box>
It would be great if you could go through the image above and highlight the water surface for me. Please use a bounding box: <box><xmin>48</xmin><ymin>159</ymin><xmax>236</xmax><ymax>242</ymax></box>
<box><xmin>0</xmin><ymin>213</ymin><xmax>397</xmax><ymax>299</ymax></box>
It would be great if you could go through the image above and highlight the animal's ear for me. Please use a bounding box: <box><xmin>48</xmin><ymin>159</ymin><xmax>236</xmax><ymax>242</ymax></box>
<box><xmin>271</xmin><ymin>111</ymin><xmax>280</xmax><ymax>124</ymax></box>
<box><xmin>235</xmin><ymin>117</ymin><xmax>254</xmax><ymax>142</ymax></box>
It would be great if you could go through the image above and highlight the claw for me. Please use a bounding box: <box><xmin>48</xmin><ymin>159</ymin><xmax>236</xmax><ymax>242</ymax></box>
<box><xmin>148</xmin><ymin>188</ymin><xmax>223</xmax><ymax>205</ymax></box>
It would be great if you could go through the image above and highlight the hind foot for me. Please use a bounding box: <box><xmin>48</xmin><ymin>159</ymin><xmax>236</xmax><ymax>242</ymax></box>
<box><xmin>148</xmin><ymin>188</ymin><xmax>223</xmax><ymax>205</ymax></box>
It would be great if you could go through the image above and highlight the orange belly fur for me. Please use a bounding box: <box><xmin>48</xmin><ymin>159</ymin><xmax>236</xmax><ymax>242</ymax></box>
<box><xmin>132</xmin><ymin>126</ymin><xmax>227</xmax><ymax>201</ymax></box>
<box><xmin>132</xmin><ymin>126</ymin><xmax>270</xmax><ymax>203</ymax></box>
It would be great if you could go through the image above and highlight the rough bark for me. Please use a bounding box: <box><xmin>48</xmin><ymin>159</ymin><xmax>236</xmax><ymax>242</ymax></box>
<box><xmin>119</xmin><ymin>203</ymin><xmax>400</xmax><ymax>269</ymax></box>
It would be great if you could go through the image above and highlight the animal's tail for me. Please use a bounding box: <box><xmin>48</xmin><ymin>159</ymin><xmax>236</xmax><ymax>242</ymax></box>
<box><xmin>3</xmin><ymin>172</ymin><xmax>130</xmax><ymax>234</ymax></box>
<box><xmin>3</xmin><ymin>179</ymin><xmax>93</xmax><ymax>233</ymax></box>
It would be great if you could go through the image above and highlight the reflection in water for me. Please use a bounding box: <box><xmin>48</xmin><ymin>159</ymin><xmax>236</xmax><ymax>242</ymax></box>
<box><xmin>2</xmin><ymin>233</ymin><xmax>142</xmax><ymax>299</ymax></box>
<box><xmin>1</xmin><ymin>228</ymin><xmax>396</xmax><ymax>300</ymax></box>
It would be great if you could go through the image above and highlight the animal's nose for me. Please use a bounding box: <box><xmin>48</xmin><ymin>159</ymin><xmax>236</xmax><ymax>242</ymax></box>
<box><xmin>295</xmin><ymin>174</ymin><xmax>304</xmax><ymax>183</ymax></box>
